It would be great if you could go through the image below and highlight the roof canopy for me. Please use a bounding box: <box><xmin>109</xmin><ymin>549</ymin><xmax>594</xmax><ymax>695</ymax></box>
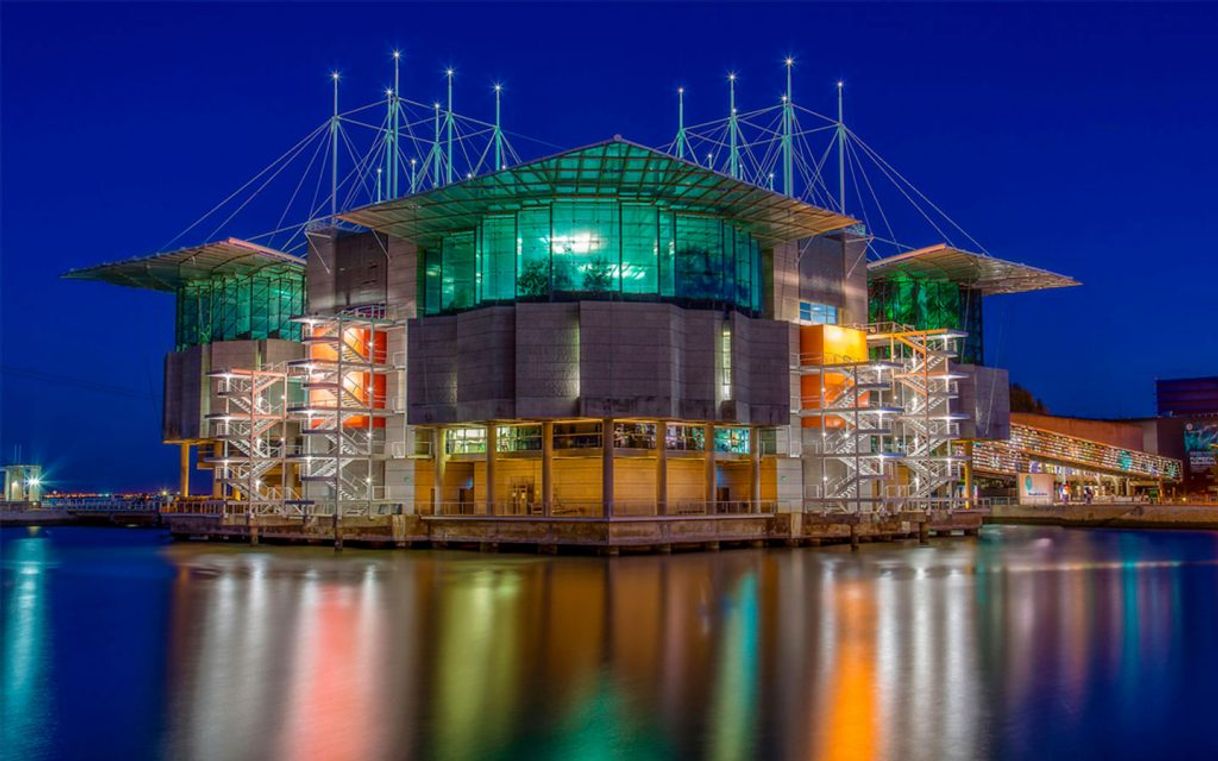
<box><xmin>340</xmin><ymin>138</ymin><xmax>856</xmax><ymax>247</ymax></box>
<box><xmin>63</xmin><ymin>238</ymin><xmax>304</xmax><ymax>292</ymax></box>
<box><xmin>867</xmin><ymin>244</ymin><xmax>1079</xmax><ymax>296</ymax></box>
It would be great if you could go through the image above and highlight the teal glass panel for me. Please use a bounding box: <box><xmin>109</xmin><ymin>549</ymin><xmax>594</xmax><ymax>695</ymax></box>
<box><xmin>658</xmin><ymin>210</ymin><xmax>675</xmax><ymax>297</ymax></box>
<box><xmin>516</xmin><ymin>206</ymin><xmax>551</xmax><ymax>298</ymax></box>
<box><xmin>551</xmin><ymin>200</ymin><xmax>619</xmax><ymax>294</ymax></box>
<box><xmin>751</xmin><ymin>238</ymin><xmax>763</xmax><ymax>312</ymax></box>
<box><xmin>714</xmin><ymin>426</ymin><xmax>751</xmax><ymax>454</ymax></box>
<box><xmin>734</xmin><ymin>228</ymin><xmax>752</xmax><ymax>307</ymax></box>
<box><xmin>620</xmin><ymin>204</ymin><xmax>658</xmax><ymax>295</ymax></box>
<box><xmin>423</xmin><ymin>247</ymin><xmax>442</xmax><ymax>315</ymax></box>
<box><xmin>479</xmin><ymin>215</ymin><xmax>516</xmax><ymax>303</ymax></box>
<box><xmin>173</xmin><ymin>268</ymin><xmax>304</xmax><ymax>350</ymax></box>
<box><xmin>441</xmin><ymin>231</ymin><xmax>476</xmax><ymax>311</ymax></box>
<box><xmin>674</xmin><ymin>214</ymin><xmax>723</xmax><ymax>301</ymax></box>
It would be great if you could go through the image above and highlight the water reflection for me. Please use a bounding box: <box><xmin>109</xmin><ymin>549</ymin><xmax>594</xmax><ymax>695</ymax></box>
<box><xmin>3</xmin><ymin>526</ymin><xmax>1218</xmax><ymax>760</ymax></box>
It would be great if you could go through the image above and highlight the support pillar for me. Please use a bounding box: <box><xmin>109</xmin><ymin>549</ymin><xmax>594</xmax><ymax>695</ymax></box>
<box><xmin>962</xmin><ymin>441</ymin><xmax>974</xmax><ymax>509</ymax></box>
<box><xmin>179</xmin><ymin>443</ymin><xmax>191</xmax><ymax>497</ymax></box>
<box><xmin>542</xmin><ymin>420</ymin><xmax>554</xmax><ymax>517</ymax></box>
<box><xmin>749</xmin><ymin>427</ymin><xmax>761</xmax><ymax>512</ymax></box>
<box><xmin>433</xmin><ymin>427</ymin><xmax>447</xmax><ymax>515</ymax></box>
<box><xmin>704</xmin><ymin>422</ymin><xmax>716</xmax><ymax>514</ymax></box>
<box><xmin>602</xmin><ymin>418</ymin><xmax>615</xmax><ymax>518</ymax></box>
<box><xmin>485</xmin><ymin>422</ymin><xmax>497</xmax><ymax>516</ymax></box>
<box><xmin>212</xmin><ymin>441</ymin><xmax>223</xmax><ymax>498</ymax></box>
<box><xmin>656</xmin><ymin>421</ymin><xmax>668</xmax><ymax>516</ymax></box>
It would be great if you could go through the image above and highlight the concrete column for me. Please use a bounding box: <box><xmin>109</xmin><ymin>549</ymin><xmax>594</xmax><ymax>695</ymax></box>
<box><xmin>749</xmin><ymin>427</ymin><xmax>761</xmax><ymax>512</ymax></box>
<box><xmin>433</xmin><ymin>426</ymin><xmax>447</xmax><ymax>514</ymax></box>
<box><xmin>656</xmin><ymin>421</ymin><xmax>668</xmax><ymax>516</ymax></box>
<box><xmin>212</xmin><ymin>441</ymin><xmax>223</xmax><ymax>498</ymax></box>
<box><xmin>541</xmin><ymin>421</ymin><xmax>554</xmax><ymax>516</ymax></box>
<box><xmin>179</xmin><ymin>443</ymin><xmax>191</xmax><ymax>497</ymax></box>
<box><xmin>704</xmin><ymin>422</ymin><xmax>716</xmax><ymax>513</ymax></box>
<box><xmin>602</xmin><ymin>418</ymin><xmax>615</xmax><ymax>518</ymax></box>
<box><xmin>485</xmin><ymin>422</ymin><xmax>497</xmax><ymax>515</ymax></box>
<box><xmin>962</xmin><ymin>441</ymin><xmax>974</xmax><ymax>510</ymax></box>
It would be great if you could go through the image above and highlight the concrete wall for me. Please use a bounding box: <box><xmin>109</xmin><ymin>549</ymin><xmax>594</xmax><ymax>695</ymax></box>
<box><xmin>162</xmin><ymin>338</ymin><xmax>304</xmax><ymax>442</ymax></box>
<box><xmin>956</xmin><ymin>364</ymin><xmax>1011</xmax><ymax>441</ymax></box>
<box><xmin>407</xmin><ymin>302</ymin><xmax>790</xmax><ymax>425</ymax></box>
<box><xmin>768</xmin><ymin>230</ymin><xmax>868</xmax><ymax>325</ymax></box>
<box><xmin>306</xmin><ymin>228</ymin><xmax>418</xmax><ymax>319</ymax></box>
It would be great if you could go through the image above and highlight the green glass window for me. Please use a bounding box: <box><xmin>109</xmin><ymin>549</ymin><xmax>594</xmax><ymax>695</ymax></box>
<box><xmin>714</xmin><ymin>426</ymin><xmax>751</xmax><ymax>454</ymax></box>
<box><xmin>423</xmin><ymin>201</ymin><xmax>762</xmax><ymax>315</ymax></box>
<box><xmin>497</xmin><ymin>424</ymin><xmax>542</xmax><ymax>452</ymax></box>
<box><xmin>173</xmin><ymin>268</ymin><xmax>303</xmax><ymax>350</ymax></box>
<box><xmin>479</xmin><ymin>215</ymin><xmax>516</xmax><ymax>303</ymax></box>
<box><xmin>674</xmin><ymin>215</ymin><xmax>722</xmax><ymax>302</ymax></box>
<box><xmin>665</xmin><ymin>424</ymin><xmax>705</xmax><ymax>451</ymax></box>
<box><xmin>621</xmin><ymin>204</ymin><xmax>658</xmax><ymax>295</ymax></box>
<box><xmin>551</xmin><ymin>200</ymin><xmax>619</xmax><ymax>293</ymax></box>
<box><xmin>441</xmin><ymin>231</ymin><xmax>476</xmax><ymax>311</ymax></box>
<box><xmin>516</xmin><ymin>206</ymin><xmax>551</xmax><ymax>299</ymax></box>
<box><xmin>658</xmin><ymin>210</ymin><xmax>676</xmax><ymax>297</ymax></box>
<box><xmin>446</xmin><ymin>427</ymin><xmax>487</xmax><ymax>455</ymax></box>
<box><xmin>423</xmin><ymin>247</ymin><xmax>442</xmax><ymax>316</ymax></box>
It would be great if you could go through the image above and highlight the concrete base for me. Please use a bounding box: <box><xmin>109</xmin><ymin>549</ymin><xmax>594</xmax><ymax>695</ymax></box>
<box><xmin>988</xmin><ymin>503</ymin><xmax>1218</xmax><ymax>531</ymax></box>
<box><xmin>160</xmin><ymin>509</ymin><xmax>992</xmax><ymax>554</ymax></box>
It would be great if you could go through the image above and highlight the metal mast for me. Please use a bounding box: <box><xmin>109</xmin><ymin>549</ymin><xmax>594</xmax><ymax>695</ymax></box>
<box><xmin>330</xmin><ymin>71</ymin><xmax>340</xmax><ymax>220</ymax></box>
<box><xmin>431</xmin><ymin>102</ymin><xmax>441</xmax><ymax>189</ymax></box>
<box><xmin>384</xmin><ymin>86</ymin><xmax>395</xmax><ymax>199</ymax></box>
<box><xmin>390</xmin><ymin>51</ymin><xmax>401</xmax><ymax>198</ymax></box>
<box><xmin>782</xmin><ymin>58</ymin><xmax>794</xmax><ymax>197</ymax></box>
<box><xmin>493</xmin><ymin>84</ymin><xmax>504</xmax><ymax>170</ymax></box>
<box><xmin>728</xmin><ymin>73</ymin><xmax>739</xmax><ymax>179</ymax></box>
<box><xmin>445</xmin><ymin>68</ymin><xmax>454</xmax><ymax>185</ymax></box>
<box><xmin>837</xmin><ymin>80</ymin><xmax>846</xmax><ymax>213</ymax></box>
<box><xmin>674</xmin><ymin>87</ymin><xmax>689</xmax><ymax>161</ymax></box>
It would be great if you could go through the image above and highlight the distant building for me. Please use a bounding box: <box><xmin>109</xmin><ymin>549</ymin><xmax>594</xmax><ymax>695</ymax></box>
<box><xmin>1136</xmin><ymin>377</ymin><xmax>1218</xmax><ymax>497</ymax></box>
<box><xmin>3</xmin><ymin>464</ymin><xmax>43</xmax><ymax>503</ymax></box>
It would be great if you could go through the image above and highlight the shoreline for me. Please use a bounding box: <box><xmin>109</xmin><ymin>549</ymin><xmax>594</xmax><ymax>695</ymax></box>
<box><xmin>985</xmin><ymin>503</ymin><xmax>1218</xmax><ymax>532</ymax></box>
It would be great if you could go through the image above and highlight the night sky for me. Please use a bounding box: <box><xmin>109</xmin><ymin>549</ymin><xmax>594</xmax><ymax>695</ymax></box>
<box><xmin>2</xmin><ymin>2</ymin><xmax>1215</xmax><ymax>491</ymax></box>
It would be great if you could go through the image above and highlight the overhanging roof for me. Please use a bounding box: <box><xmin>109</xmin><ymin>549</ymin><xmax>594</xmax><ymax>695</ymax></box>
<box><xmin>867</xmin><ymin>244</ymin><xmax>1079</xmax><ymax>296</ymax></box>
<box><xmin>63</xmin><ymin>238</ymin><xmax>304</xmax><ymax>292</ymax></box>
<box><xmin>340</xmin><ymin>138</ymin><xmax>857</xmax><ymax>246</ymax></box>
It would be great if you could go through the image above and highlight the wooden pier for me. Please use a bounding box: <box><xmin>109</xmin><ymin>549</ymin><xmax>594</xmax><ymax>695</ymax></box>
<box><xmin>161</xmin><ymin>504</ymin><xmax>985</xmax><ymax>554</ymax></box>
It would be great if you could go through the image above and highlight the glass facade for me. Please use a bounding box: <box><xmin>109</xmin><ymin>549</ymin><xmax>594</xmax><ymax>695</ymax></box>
<box><xmin>868</xmin><ymin>275</ymin><xmax>984</xmax><ymax>364</ymax></box>
<box><xmin>714</xmin><ymin>426</ymin><xmax>751</xmax><ymax>455</ymax></box>
<box><xmin>420</xmin><ymin>200</ymin><xmax>764</xmax><ymax>316</ymax></box>
<box><xmin>174</xmin><ymin>268</ymin><xmax>304</xmax><ymax>350</ymax></box>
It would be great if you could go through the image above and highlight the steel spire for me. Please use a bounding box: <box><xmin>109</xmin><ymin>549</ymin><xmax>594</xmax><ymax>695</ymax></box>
<box><xmin>674</xmin><ymin>87</ymin><xmax>689</xmax><ymax>161</ymax></box>
<box><xmin>445</xmin><ymin>68</ymin><xmax>454</xmax><ymax>185</ymax></box>
<box><xmin>330</xmin><ymin>71</ymin><xmax>340</xmax><ymax>220</ymax></box>
<box><xmin>782</xmin><ymin>57</ymin><xmax>794</xmax><ymax>197</ymax></box>
<box><xmin>837</xmin><ymin>80</ymin><xmax>846</xmax><ymax>214</ymax></box>
<box><xmin>493</xmin><ymin>83</ymin><xmax>504</xmax><ymax>170</ymax></box>
<box><xmin>728</xmin><ymin>73</ymin><xmax>739</xmax><ymax>179</ymax></box>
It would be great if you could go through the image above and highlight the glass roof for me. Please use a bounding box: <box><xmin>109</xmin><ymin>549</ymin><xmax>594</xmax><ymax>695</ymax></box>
<box><xmin>867</xmin><ymin>244</ymin><xmax>1079</xmax><ymax>296</ymax></box>
<box><xmin>63</xmin><ymin>238</ymin><xmax>304</xmax><ymax>292</ymax></box>
<box><xmin>340</xmin><ymin>138</ymin><xmax>856</xmax><ymax>247</ymax></box>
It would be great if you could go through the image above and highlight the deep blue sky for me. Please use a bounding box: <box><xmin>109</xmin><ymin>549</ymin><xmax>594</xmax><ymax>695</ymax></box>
<box><xmin>2</xmin><ymin>2</ymin><xmax>1215</xmax><ymax>490</ymax></box>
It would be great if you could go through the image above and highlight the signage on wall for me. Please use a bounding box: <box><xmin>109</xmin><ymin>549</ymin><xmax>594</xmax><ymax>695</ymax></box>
<box><xmin>1018</xmin><ymin>472</ymin><xmax>1054</xmax><ymax>506</ymax></box>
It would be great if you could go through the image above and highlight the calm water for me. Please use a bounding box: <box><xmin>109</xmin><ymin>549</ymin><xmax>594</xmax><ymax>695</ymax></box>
<box><xmin>3</xmin><ymin>526</ymin><xmax>1218</xmax><ymax>761</ymax></box>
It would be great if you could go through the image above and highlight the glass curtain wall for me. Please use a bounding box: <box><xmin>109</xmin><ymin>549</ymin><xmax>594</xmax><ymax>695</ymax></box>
<box><xmin>421</xmin><ymin>200</ymin><xmax>763</xmax><ymax>316</ymax></box>
<box><xmin>868</xmin><ymin>275</ymin><xmax>983</xmax><ymax>364</ymax></box>
<box><xmin>175</xmin><ymin>268</ymin><xmax>304</xmax><ymax>350</ymax></box>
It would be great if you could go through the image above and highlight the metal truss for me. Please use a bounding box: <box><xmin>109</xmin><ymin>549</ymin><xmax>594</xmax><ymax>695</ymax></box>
<box><xmin>289</xmin><ymin>305</ymin><xmax>406</xmax><ymax>517</ymax></box>
<box><xmin>205</xmin><ymin>366</ymin><xmax>298</xmax><ymax>512</ymax></box>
